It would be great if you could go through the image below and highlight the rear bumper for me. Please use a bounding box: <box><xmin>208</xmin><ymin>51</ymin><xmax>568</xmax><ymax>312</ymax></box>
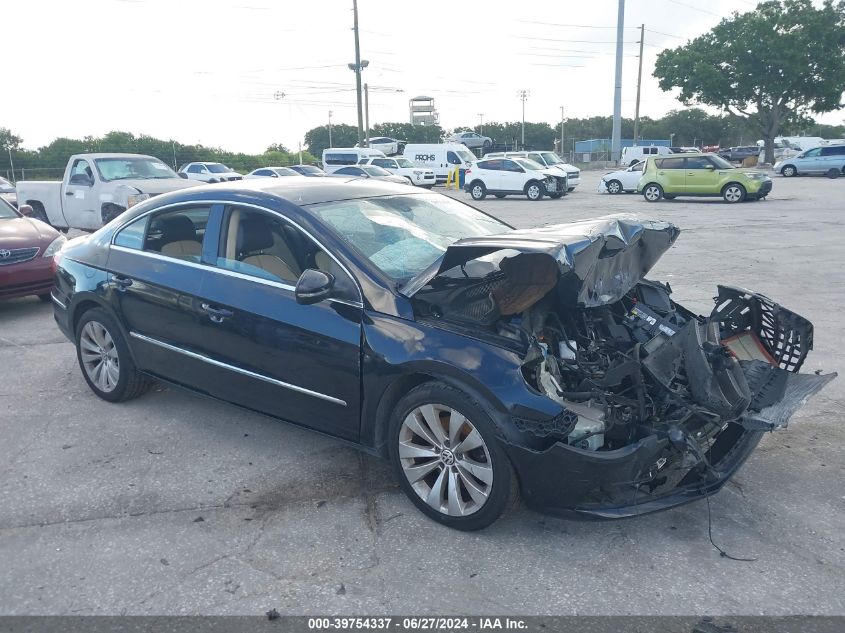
<box><xmin>505</xmin><ymin>424</ymin><xmax>764</xmax><ymax>519</ymax></box>
<box><xmin>0</xmin><ymin>257</ymin><xmax>54</xmax><ymax>300</ymax></box>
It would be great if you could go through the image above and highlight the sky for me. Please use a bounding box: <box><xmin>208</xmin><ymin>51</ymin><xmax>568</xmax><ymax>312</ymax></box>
<box><xmin>6</xmin><ymin>0</ymin><xmax>843</xmax><ymax>154</ymax></box>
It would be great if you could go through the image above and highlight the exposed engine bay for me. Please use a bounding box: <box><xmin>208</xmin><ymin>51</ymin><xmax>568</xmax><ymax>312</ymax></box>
<box><xmin>410</xmin><ymin>217</ymin><xmax>836</xmax><ymax>465</ymax></box>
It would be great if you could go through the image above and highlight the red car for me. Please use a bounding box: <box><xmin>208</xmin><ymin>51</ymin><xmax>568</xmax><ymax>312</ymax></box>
<box><xmin>0</xmin><ymin>198</ymin><xmax>66</xmax><ymax>302</ymax></box>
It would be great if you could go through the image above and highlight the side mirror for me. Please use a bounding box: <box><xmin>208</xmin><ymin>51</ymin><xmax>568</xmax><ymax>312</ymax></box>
<box><xmin>705</xmin><ymin>165</ymin><xmax>715</xmax><ymax>170</ymax></box>
<box><xmin>178</xmin><ymin>172</ymin><xmax>188</xmax><ymax>179</ymax></box>
<box><xmin>69</xmin><ymin>174</ymin><xmax>94</xmax><ymax>186</ymax></box>
<box><xmin>18</xmin><ymin>204</ymin><xmax>33</xmax><ymax>216</ymax></box>
<box><xmin>295</xmin><ymin>269</ymin><xmax>335</xmax><ymax>305</ymax></box>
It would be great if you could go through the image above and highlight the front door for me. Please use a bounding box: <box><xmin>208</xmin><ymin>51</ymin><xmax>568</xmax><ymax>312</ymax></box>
<box><xmin>500</xmin><ymin>159</ymin><xmax>526</xmax><ymax>192</ymax></box>
<box><xmin>683</xmin><ymin>156</ymin><xmax>720</xmax><ymax>194</ymax></box>
<box><xmin>62</xmin><ymin>157</ymin><xmax>100</xmax><ymax>230</ymax></box>
<box><xmin>193</xmin><ymin>204</ymin><xmax>363</xmax><ymax>440</ymax></box>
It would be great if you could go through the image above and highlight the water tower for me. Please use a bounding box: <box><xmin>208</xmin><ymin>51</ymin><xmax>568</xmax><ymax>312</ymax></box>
<box><xmin>409</xmin><ymin>95</ymin><xmax>439</xmax><ymax>126</ymax></box>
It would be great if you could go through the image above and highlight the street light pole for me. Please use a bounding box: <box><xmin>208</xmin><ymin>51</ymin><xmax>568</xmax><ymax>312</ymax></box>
<box><xmin>517</xmin><ymin>90</ymin><xmax>529</xmax><ymax>149</ymax></box>
<box><xmin>352</xmin><ymin>0</ymin><xmax>365</xmax><ymax>147</ymax></box>
<box><xmin>610</xmin><ymin>0</ymin><xmax>625</xmax><ymax>164</ymax></box>
<box><xmin>633</xmin><ymin>23</ymin><xmax>645</xmax><ymax>145</ymax></box>
<box><xmin>364</xmin><ymin>83</ymin><xmax>370</xmax><ymax>147</ymax></box>
<box><xmin>328</xmin><ymin>110</ymin><xmax>333</xmax><ymax>147</ymax></box>
<box><xmin>478</xmin><ymin>113</ymin><xmax>484</xmax><ymax>137</ymax></box>
<box><xmin>560</xmin><ymin>106</ymin><xmax>565</xmax><ymax>156</ymax></box>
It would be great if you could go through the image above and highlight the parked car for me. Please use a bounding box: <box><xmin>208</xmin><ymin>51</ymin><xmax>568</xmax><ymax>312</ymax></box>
<box><xmin>486</xmin><ymin>151</ymin><xmax>580</xmax><ymax>191</ymax></box>
<box><xmin>620</xmin><ymin>145</ymin><xmax>671</xmax><ymax>166</ymax></box>
<box><xmin>774</xmin><ymin>144</ymin><xmax>845</xmax><ymax>178</ymax></box>
<box><xmin>16</xmin><ymin>153</ymin><xmax>201</xmax><ymax>230</ymax></box>
<box><xmin>597</xmin><ymin>161</ymin><xmax>644</xmax><ymax>194</ymax></box>
<box><xmin>403</xmin><ymin>143</ymin><xmax>477</xmax><ymax>183</ymax></box>
<box><xmin>50</xmin><ymin>178</ymin><xmax>834</xmax><ymax>529</ymax></box>
<box><xmin>358</xmin><ymin>137</ymin><xmax>404</xmax><ymax>156</ymax></box>
<box><xmin>358</xmin><ymin>157</ymin><xmax>436</xmax><ymax>187</ymax></box>
<box><xmin>0</xmin><ymin>197</ymin><xmax>65</xmax><ymax>301</ymax></box>
<box><xmin>322</xmin><ymin>148</ymin><xmax>387</xmax><ymax>174</ymax></box>
<box><xmin>464</xmin><ymin>157</ymin><xmax>567</xmax><ymax>201</ymax></box>
<box><xmin>330</xmin><ymin>165</ymin><xmax>409</xmax><ymax>185</ymax></box>
<box><xmin>443</xmin><ymin>131</ymin><xmax>493</xmax><ymax>150</ymax></box>
<box><xmin>717</xmin><ymin>146</ymin><xmax>760</xmax><ymax>163</ymax></box>
<box><xmin>288</xmin><ymin>164</ymin><xmax>326</xmax><ymax>177</ymax></box>
<box><xmin>244</xmin><ymin>167</ymin><xmax>301</xmax><ymax>179</ymax></box>
<box><xmin>0</xmin><ymin>176</ymin><xmax>16</xmax><ymax>207</ymax></box>
<box><xmin>638</xmin><ymin>153</ymin><xmax>772</xmax><ymax>203</ymax></box>
<box><xmin>178</xmin><ymin>162</ymin><xmax>243</xmax><ymax>183</ymax></box>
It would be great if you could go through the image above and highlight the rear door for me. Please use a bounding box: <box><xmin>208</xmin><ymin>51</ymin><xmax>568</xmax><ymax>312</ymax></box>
<box><xmin>820</xmin><ymin>145</ymin><xmax>845</xmax><ymax>172</ymax></box>
<box><xmin>108</xmin><ymin>203</ymin><xmax>218</xmax><ymax>392</ymax></box>
<box><xmin>191</xmin><ymin>204</ymin><xmax>363</xmax><ymax>440</ymax></box>
<box><xmin>655</xmin><ymin>156</ymin><xmax>686</xmax><ymax>192</ymax></box>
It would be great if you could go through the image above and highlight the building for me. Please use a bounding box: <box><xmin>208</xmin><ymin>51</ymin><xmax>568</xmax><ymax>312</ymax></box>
<box><xmin>409</xmin><ymin>96</ymin><xmax>439</xmax><ymax>126</ymax></box>
<box><xmin>574</xmin><ymin>138</ymin><xmax>670</xmax><ymax>162</ymax></box>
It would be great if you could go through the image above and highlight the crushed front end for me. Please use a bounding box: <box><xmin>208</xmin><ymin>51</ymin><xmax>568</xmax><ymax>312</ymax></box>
<box><xmin>407</xmin><ymin>216</ymin><xmax>836</xmax><ymax>518</ymax></box>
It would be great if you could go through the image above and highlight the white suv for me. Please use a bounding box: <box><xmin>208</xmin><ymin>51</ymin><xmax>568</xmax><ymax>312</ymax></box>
<box><xmin>464</xmin><ymin>157</ymin><xmax>567</xmax><ymax>201</ymax></box>
<box><xmin>486</xmin><ymin>151</ymin><xmax>579</xmax><ymax>191</ymax></box>
<box><xmin>358</xmin><ymin>157</ymin><xmax>436</xmax><ymax>188</ymax></box>
<box><xmin>178</xmin><ymin>162</ymin><xmax>243</xmax><ymax>183</ymax></box>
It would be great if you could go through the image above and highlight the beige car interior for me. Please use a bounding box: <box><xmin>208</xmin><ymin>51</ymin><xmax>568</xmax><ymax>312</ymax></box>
<box><xmin>158</xmin><ymin>214</ymin><xmax>203</xmax><ymax>259</ymax></box>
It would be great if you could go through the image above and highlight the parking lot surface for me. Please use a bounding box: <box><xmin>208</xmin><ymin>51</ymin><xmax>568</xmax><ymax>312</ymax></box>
<box><xmin>1</xmin><ymin>171</ymin><xmax>843</xmax><ymax>615</ymax></box>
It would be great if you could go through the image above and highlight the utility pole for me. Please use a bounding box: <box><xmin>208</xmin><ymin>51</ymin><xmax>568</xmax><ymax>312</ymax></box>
<box><xmin>611</xmin><ymin>0</ymin><xmax>625</xmax><ymax>164</ymax></box>
<box><xmin>560</xmin><ymin>106</ymin><xmax>565</xmax><ymax>156</ymax></box>
<box><xmin>364</xmin><ymin>83</ymin><xmax>370</xmax><ymax>147</ymax></box>
<box><xmin>298</xmin><ymin>142</ymin><xmax>303</xmax><ymax>165</ymax></box>
<box><xmin>7</xmin><ymin>147</ymin><xmax>15</xmax><ymax>183</ymax></box>
<box><xmin>633</xmin><ymin>23</ymin><xmax>644</xmax><ymax>145</ymax></box>
<box><xmin>328</xmin><ymin>110</ymin><xmax>333</xmax><ymax>147</ymax></box>
<box><xmin>517</xmin><ymin>90</ymin><xmax>529</xmax><ymax>149</ymax></box>
<box><xmin>478</xmin><ymin>113</ymin><xmax>484</xmax><ymax>136</ymax></box>
<box><xmin>351</xmin><ymin>0</ymin><xmax>365</xmax><ymax>147</ymax></box>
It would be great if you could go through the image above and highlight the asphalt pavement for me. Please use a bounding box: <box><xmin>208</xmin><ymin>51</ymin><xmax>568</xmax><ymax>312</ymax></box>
<box><xmin>0</xmin><ymin>171</ymin><xmax>842</xmax><ymax>615</ymax></box>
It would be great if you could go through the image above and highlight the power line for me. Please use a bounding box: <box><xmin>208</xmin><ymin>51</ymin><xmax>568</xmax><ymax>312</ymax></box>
<box><xmin>667</xmin><ymin>0</ymin><xmax>724</xmax><ymax>18</ymax></box>
<box><xmin>517</xmin><ymin>20</ymin><xmax>637</xmax><ymax>29</ymax></box>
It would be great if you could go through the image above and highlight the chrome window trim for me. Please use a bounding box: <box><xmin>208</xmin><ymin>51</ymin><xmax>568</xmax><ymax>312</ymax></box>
<box><xmin>129</xmin><ymin>332</ymin><xmax>347</xmax><ymax>406</ymax></box>
<box><xmin>110</xmin><ymin>199</ymin><xmax>363</xmax><ymax>306</ymax></box>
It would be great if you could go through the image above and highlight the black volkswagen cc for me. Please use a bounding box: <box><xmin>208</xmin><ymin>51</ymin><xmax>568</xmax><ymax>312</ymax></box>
<box><xmin>51</xmin><ymin>179</ymin><xmax>834</xmax><ymax>530</ymax></box>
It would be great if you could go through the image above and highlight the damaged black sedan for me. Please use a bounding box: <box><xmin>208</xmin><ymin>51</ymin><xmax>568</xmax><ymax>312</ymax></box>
<box><xmin>51</xmin><ymin>179</ymin><xmax>835</xmax><ymax>530</ymax></box>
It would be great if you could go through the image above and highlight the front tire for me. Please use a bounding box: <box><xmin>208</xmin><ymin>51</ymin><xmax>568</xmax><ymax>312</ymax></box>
<box><xmin>525</xmin><ymin>181</ymin><xmax>544</xmax><ymax>201</ymax></box>
<box><xmin>722</xmin><ymin>183</ymin><xmax>746</xmax><ymax>203</ymax></box>
<box><xmin>826</xmin><ymin>168</ymin><xmax>840</xmax><ymax>179</ymax></box>
<box><xmin>388</xmin><ymin>381</ymin><xmax>517</xmax><ymax>531</ymax></box>
<box><xmin>549</xmin><ymin>192</ymin><xmax>563</xmax><ymax>199</ymax></box>
<box><xmin>642</xmin><ymin>183</ymin><xmax>663</xmax><ymax>202</ymax></box>
<box><xmin>606</xmin><ymin>179</ymin><xmax>623</xmax><ymax>194</ymax></box>
<box><xmin>75</xmin><ymin>308</ymin><xmax>150</xmax><ymax>402</ymax></box>
<box><xmin>781</xmin><ymin>165</ymin><xmax>797</xmax><ymax>177</ymax></box>
<box><xmin>469</xmin><ymin>181</ymin><xmax>487</xmax><ymax>201</ymax></box>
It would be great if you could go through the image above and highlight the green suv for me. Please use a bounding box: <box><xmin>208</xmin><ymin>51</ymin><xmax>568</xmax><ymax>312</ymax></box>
<box><xmin>637</xmin><ymin>153</ymin><xmax>772</xmax><ymax>203</ymax></box>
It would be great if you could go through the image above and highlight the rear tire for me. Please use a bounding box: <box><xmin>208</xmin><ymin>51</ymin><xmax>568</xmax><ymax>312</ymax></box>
<box><xmin>525</xmin><ymin>181</ymin><xmax>544</xmax><ymax>201</ymax></box>
<box><xmin>826</xmin><ymin>168</ymin><xmax>840</xmax><ymax>179</ymax></box>
<box><xmin>469</xmin><ymin>181</ymin><xmax>487</xmax><ymax>201</ymax></box>
<box><xmin>722</xmin><ymin>183</ymin><xmax>746</xmax><ymax>203</ymax></box>
<box><xmin>606</xmin><ymin>179</ymin><xmax>623</xmax><ymax>194</ymax></box>
<box><xmin>75</xmin><ymin>308</ymin><xmax>150</xmax><ymax>403</ymax></box>
<box><xmin>388</xmin><ymin>381</ymin><xmax>518</xmax><ymax>531</ymax></box>
<box><xmin>642</xmin><ymin>183</ymin><xmax>663</xmax><ymax>202</ymax></box>
<box><xmin>781</xmin><ymin>165</ymin><xmax>797</xmax><ymax>177</ymax></box>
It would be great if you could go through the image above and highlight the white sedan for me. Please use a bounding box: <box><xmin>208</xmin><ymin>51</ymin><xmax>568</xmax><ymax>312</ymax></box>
<box><xmin>358</xmin><ymin>157</ymin><xmax>436</xmax><ymax>187</ymax></box>
<box><xmin>597</xmin><ymin>161</ymin><xmax>644</xmax><ymax>194</ymax></box>
<box><xmin>244</xmin><ymin>166</ymin><xmax>301</xmax><ymax>179</ymax></box>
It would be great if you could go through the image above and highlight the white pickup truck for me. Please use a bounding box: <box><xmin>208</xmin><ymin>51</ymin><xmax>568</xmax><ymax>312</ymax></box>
<box><xmin>16</xmin><ymin>153</ymin><xmax>200</xmax><ymax>230</ymax></box>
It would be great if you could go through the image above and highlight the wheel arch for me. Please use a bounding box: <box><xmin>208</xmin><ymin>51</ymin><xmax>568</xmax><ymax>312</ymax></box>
<box><xmin>70</xmin><ymin>295</ymin><xmax>140</xmax><ymax>365</ymax></box>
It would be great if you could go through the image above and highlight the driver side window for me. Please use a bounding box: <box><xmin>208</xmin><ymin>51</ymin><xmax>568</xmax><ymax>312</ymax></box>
<box><xmin>69</xmin><ymin>159</ymin><xmax>94</xmax><ymax>185</ymax></box>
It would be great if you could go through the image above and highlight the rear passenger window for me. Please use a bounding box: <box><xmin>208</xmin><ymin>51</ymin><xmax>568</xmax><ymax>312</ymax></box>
<box><xmin>143</xmin><ymin>207</ymin><xmax>212</xmax><ymax>262</ymax></box>
<box><xmin>658</xmin><ymin>157</ymin><xmax>685</xmax><ymax>169</ymax></box>
<box><xmin>477</xmin><ymin>160</ymin><xmax>501</xmax><ymax>170</ymax></box>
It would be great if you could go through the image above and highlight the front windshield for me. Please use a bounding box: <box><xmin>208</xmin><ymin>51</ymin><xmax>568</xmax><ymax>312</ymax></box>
<box><xmin>396</xmin><ymin>158</ymin><xmax>415</xmax><ymax>168</ymax></box>
<box><xmin>362</xmin><ymin>165</ymin><xmax>392</xmax><ymax>177</ymax></box>
<box><xmin>272</xmin><ymin>167</ymin><xmax>297</xmax><ymax>176</ymax></box>
<box><xmin>541</xmin><ymin>152</ymin><xmax>563</xmax><ymax>165</ymax></box>
<box><xmin>708</xmin><ymin>154</ymin><xmax>734</xmax><ymax>169</ymax></box>
<box><xmin>456</xmin><ymin>150</ymin><xmax>476</xmax><ymax>163</ymax></box>
<box><xmin>309</xmin><ymin>193</ymin><xmax>510</xmax><ymax>282</ymax></box>
<box><xmin>516</xmin><ymin>158</ymin><xmax>545</xmax><ymax>171</ymax></box>
<box><xmin>0</xmin><ymin>177</ymin><xmax>14</xmax><ymax>193</ymax></box>
<box><xmin>95</xmin><ymin>157</ymin><xmax>178</xmax><ymax>181</ymax></box>
<box><xmin>0</xmin><ymin>198</ymin><xmax>19</xmax><ymax>219</ymax></box>
<box><xmin>206</xmin><ymin>163</ymin><xmax>232</xmax><ymax>173</ymax></box>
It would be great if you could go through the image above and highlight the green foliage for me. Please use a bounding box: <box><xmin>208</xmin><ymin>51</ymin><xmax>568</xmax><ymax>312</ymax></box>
<box><xmin>0</xmin><ymin>127</ymin><xmax>22</xmax><ymax>151</ymax></box>
<box><xmin>304</xmin><ymin>123</ymin><xmax>359</xmax><ymax>158</ymax></box>
<box><xmin>654</xmin><ymin>0</ymin><xmax>845</xmax><ymax>161</ymax></box>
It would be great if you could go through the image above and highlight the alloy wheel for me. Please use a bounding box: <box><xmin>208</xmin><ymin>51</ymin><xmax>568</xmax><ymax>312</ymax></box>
<box><xmin>79</xmin><ymin>321</ymin><xmax>120</xmax><ymax>393</ymax></box>
<box><xmin>644</xmin><ymin>185</ymin><xmax>662</xmax><ymax>201</ymax></box>
<box><xmin>607</xmin><ymin>180</ymin><xmax>622</xmax><ymax>194</ymax></box>
<box><xmin>781</xmin><ymin>166</ymin><xmax>796</xmax><ymax>177</ymax></box>
<box><xmin>527</xmin><ymin>184</ymin><xmax>542</xmax><ymax>200</ymax></box>
<box><xmin>471</xmin><ymin>185</ymin><xmax>485</xmax><ymax>200</ymax></box>
<box><xmin>724</xmin><ymin>185</ymin><xmax>744</xmax><ymax>203</ymax></box>
<box><xmin>398</xmin><ymin>403</ymin><xmax>493</xmax><ymax>517</ymax></box>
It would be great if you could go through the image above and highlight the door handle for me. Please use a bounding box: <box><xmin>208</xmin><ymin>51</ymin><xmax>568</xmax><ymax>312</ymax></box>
<box><xmin>113</xmin><ymin>276</ymin><xmax>133</xmax><ymax>289</ymax></box>
<box><xmin>201</xmin><ymin>302</ymin><xmax>233</xmax><ymax>323</ymax></box>
<box><xmin>65</xmin><ymin>191</ymin><xmax>74</xmax><ymax>196</ymax></box>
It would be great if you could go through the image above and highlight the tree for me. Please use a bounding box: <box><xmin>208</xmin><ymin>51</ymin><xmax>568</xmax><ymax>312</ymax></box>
<box><xmin>654</xmin><ymin>0</ymin><xmax>845</xmax><ymax>163</ymax></box>
<box><xmin>0</xmin><ymin>127</ymin><xmax>22</xmax><ymax>152</ymax></box>
<box><xmin>266</xmin><ymin>143</ymin><xmax>290</xmax><ymax>154</ymax></box>
<box><xmin>304</xmin><ymin>123</ymin><xmax>358</xmax><ymax>157</ymax></box>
